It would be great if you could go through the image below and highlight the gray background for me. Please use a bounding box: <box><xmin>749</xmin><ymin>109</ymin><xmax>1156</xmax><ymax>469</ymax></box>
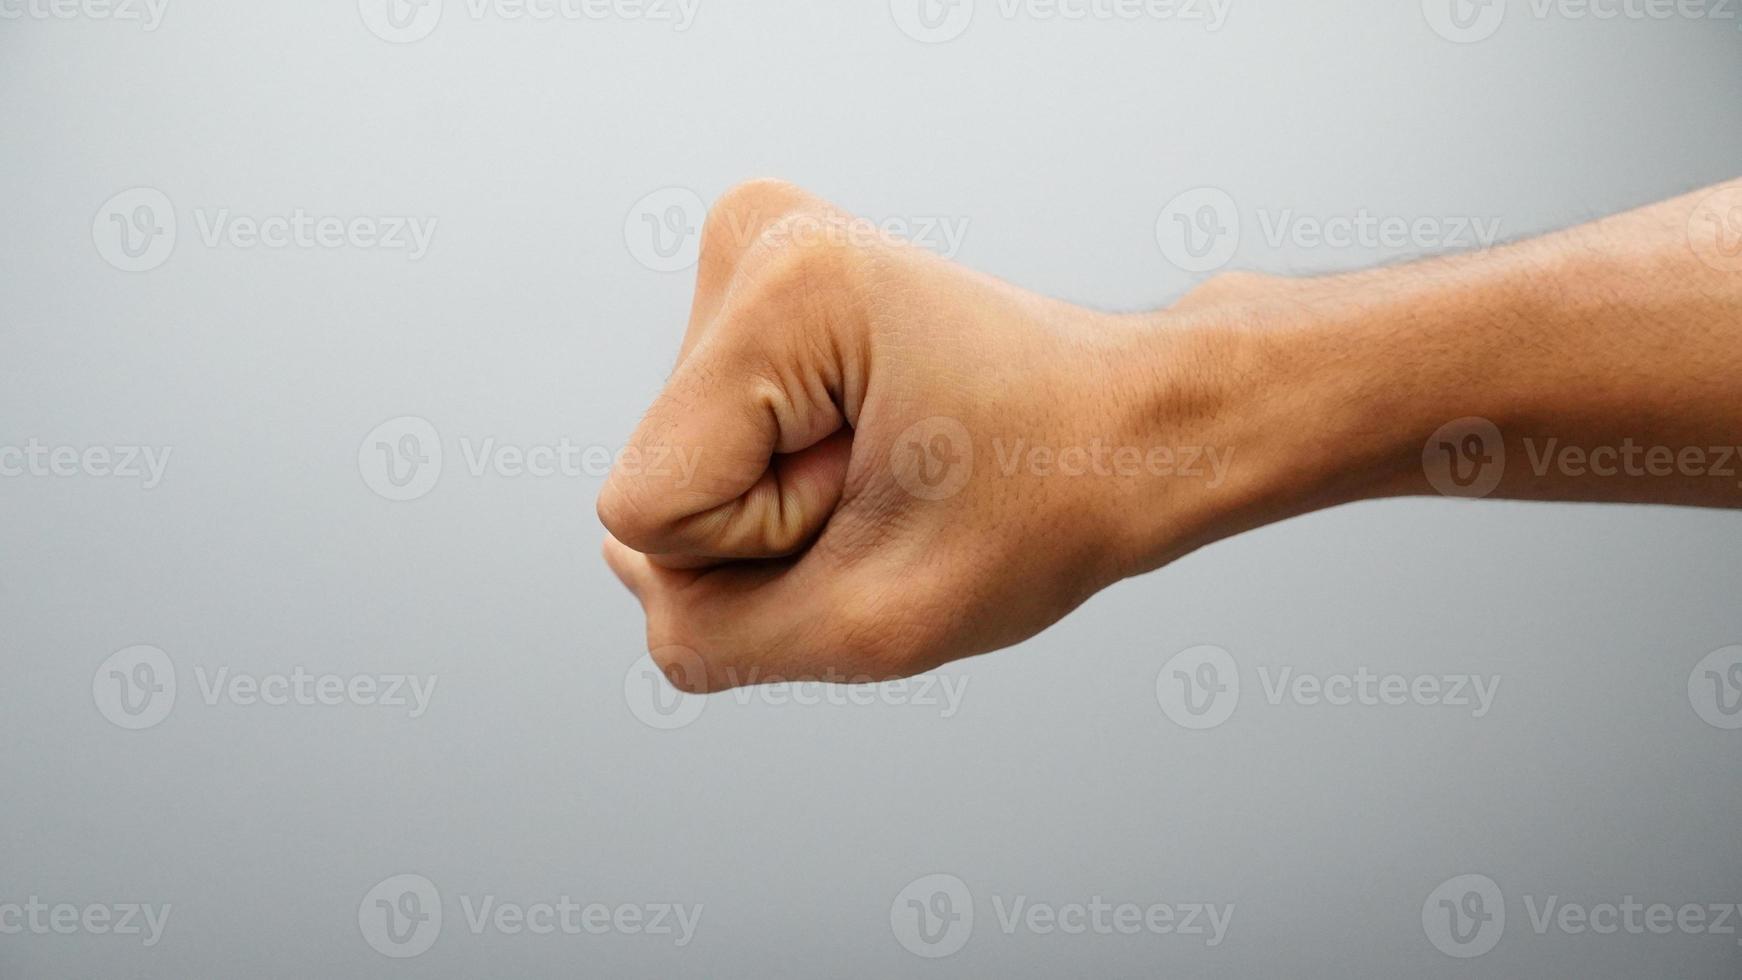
<box><xmin>4</xmin><ymin>0</ymin><xmax>1742</xmax><ymax>976</ymax></box>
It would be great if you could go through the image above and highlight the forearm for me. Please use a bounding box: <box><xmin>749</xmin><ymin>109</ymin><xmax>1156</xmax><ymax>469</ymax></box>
<box><xmin>1125</xmin><ymin>179</ymin><xmax>1742</xmax><ymax>572</ymax></box>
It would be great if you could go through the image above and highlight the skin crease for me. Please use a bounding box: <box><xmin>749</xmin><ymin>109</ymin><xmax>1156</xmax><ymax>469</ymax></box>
<box><xmin>599</xmin><ymin>177</ymin><xmax>1742</xmax><ymax>693</ymax></box>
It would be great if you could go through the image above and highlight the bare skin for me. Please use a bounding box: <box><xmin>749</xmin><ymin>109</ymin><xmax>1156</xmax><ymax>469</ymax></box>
<box><xmin>599</xmin><ymin>177</ymin><xmax>1742</xmax><ymax>693</ymax></box>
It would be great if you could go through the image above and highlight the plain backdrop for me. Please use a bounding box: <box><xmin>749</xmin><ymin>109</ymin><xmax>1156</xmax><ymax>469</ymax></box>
<box><xmin>2</xmin><ymin>0</ymin><xmax>1741</xmax><ymax>976</ymax></box>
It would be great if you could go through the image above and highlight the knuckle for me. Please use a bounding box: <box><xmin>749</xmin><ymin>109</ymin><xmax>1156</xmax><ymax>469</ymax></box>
<box><xmin>714</xmin><ymin>177</ymin><xmax>804</xmax><ymax>217</ymax></box>
<box><xmin>702</xmin><ymin>241</ymin><xmax>857</xmax><ymax>363</ymax></box>
<box><xmin>701</xmin><ymin>178</ymin><xmax>813</xmax><ymax>261</ymax></box>
<box><xmin>744</xmin><ymin>220</ymin><xmax>856</xmax><ymax>303</ymax></box>
<box><xmin>761</xmin><ymin>231</ymin><xmax>829</xmax><ymax>286</ymax></box>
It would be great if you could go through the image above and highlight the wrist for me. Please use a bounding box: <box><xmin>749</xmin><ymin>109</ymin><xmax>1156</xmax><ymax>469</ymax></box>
<box><xmin>1097</xmin><ymin>305</ymin><xmax>1325</xmax><ymax>576</ymax></box>
<box><xmin>1109</xmin><ymin>266</ymin><xmax>1518</xmax><ymax>575</ymax></box>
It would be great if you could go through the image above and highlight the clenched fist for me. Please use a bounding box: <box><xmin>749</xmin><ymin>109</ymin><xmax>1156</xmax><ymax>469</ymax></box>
<box><xmin>599</xmin><ymin>180</ymin><xmax>1270</xmax><ymax>692</ymax></box>
<box><xmin>601</xmin><ymin>177</ymin><xmax>1742</xmax><ymax>692</ymax></box>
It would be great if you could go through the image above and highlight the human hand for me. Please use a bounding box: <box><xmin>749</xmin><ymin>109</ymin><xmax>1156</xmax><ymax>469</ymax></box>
<box><xmin>598</xmin><ymin>180</ymin><xmax>1255</xmax><ymax>692</ymax></box>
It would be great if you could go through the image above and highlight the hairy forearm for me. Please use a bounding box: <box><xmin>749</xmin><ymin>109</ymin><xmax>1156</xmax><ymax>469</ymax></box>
<box><xmin>1125</xmin><ymin>179</ymin><xmax>1742</xmax><ymax>572</ymax></box>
